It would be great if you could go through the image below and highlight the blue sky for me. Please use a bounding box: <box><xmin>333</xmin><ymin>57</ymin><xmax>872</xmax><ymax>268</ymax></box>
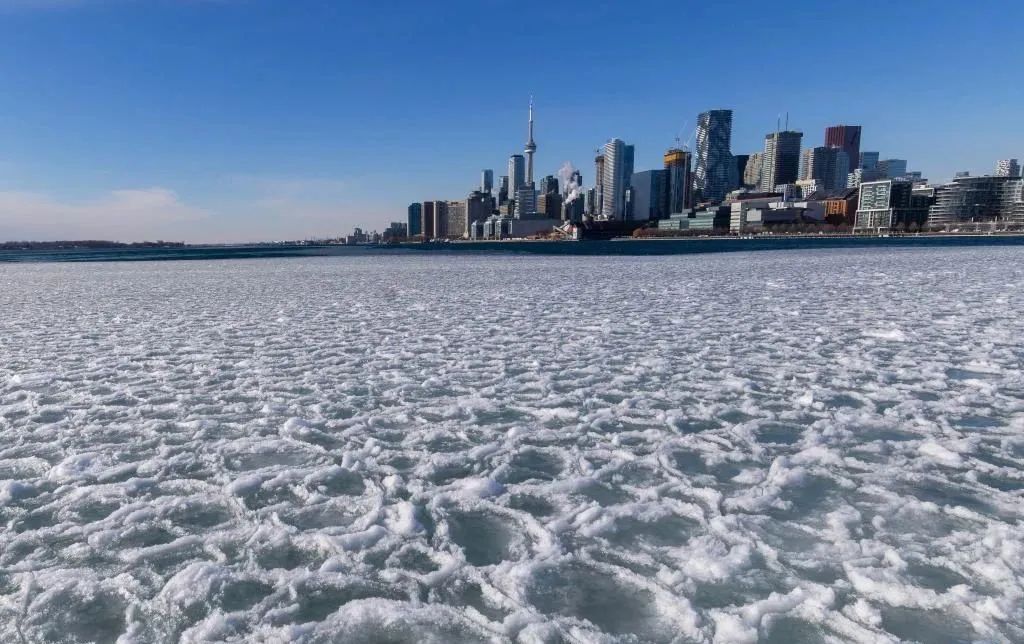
<box><xmin>0</xmin><ymin>0</ymin><xmax>1022</xmax><ymax>242</ymax></box>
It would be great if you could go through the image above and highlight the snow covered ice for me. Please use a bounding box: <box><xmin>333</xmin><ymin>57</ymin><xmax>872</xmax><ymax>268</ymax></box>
<box><xmin>1</xmin><ymin>246</ymin><xmax>1023</xmax><ymax>642</ymax></box>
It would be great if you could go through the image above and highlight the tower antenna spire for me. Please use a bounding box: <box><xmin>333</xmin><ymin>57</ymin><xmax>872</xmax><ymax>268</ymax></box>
<box><xmin>525</xmin><ymin>95</ymin><xmax>537</xmax><ymax>186</ymax></box>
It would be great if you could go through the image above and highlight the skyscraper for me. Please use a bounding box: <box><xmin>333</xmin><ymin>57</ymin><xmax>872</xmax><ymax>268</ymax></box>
<box><xmin>421</xmin><ymin>201</ymin><xmax>437</xmax><ymax>239</ymax></box>
<box><xmin>995</xmin><ymin>159</ymin><xmax>1021</xmax><ymax>177</ymax></box>
<box><xmin>537</xmin><ymin>192</ymin><xmax>562</xmax><ymax>220</ymax></box>
<box><xmin>601</xmin><ymin>138</ymin><xmax>635</xmax><ymax>220</ymax></box>
<box><xmin>481</xmin><ymin>169</ymin><xmax>494</xmax><ymax>194</ymax></box>
<box><xmin>433</xmin><ymin>201</ymin><xmax>451</xmax><ymax>237</ymax></box>
<box><xmin>630</xmin><ymin>170</ymin><xmax>667</xmax><ymax>220</ymax></box>
<box><xmin>514</xmin><ymin>186</ymin><xmax>537</xmax><ymax>217</ymax></box>
<box><xmin>760</xmin><ymin>131</ymin><xmax>803</xmax><ymax>192</ymax></box>
<box><xmin>498</xmin><ymin>175</ymin><xmax>510</xmax><ymax>205</ymax></box>
<box><xmin>623</xmin><ymin>144</ymin><xmax>635</xmax><ymax>190</ymax></box>
<box><xmin>467</xmin><ymin>190</ymin><xmax>495</xmax><ymax>235</ymax></box>
<box><xmin>824</xmin><ymin>125</ymin><xmax>862</xmax><ymax>179</ymax></box>
<box><xmin>663</xmin><ymin>148</ymin><xmax>692</xmax><ymax>214</ymax></box>
<box><xmin>539</xmin><ymin>175</ymin><xmax>559</xmax><ymax>196</ymax></box>
<box><xmin>407</xmin><ymin>203</ymin><xmax>422</xmax><ymax>237</ymax></box>
<box><xmin>445</xmin><ymin>200</ymin><xmax>467</xmax><ymax>239</ymax></box>
<box><xmin>878</xmin><ymin>159</ymin><xmax>908</xmax><ymax>179</ymax></box>
<box><xmin>508</xmin><ymin>154</ymin><xmax>526</xmax><ymax>194</ymax></box>
<box><xmin>594</xmin><ymin>152</ymin><xmax>606</xmax><ymax>216</ymax></box>
<box><xmin>694</xmin><ymin>109</ymin><xmax>734</xmax><ymax>203</ymax></box>
<box><xmin>800</xmin><ymin>146</ymin><xmax>850</xmax><ymax>191</ymax></box>
<box><xmin>743</xmin><ymin>153</ymin><xmax>763</xmax><ymax>189</ymax></box>
<box><xmin>733</xmin><ymin>155</ymin><xmax>749</xmax><ymax>189</ymax></box>
<box><xmin>859</xmin><ymin>151</ymin><xmax>880</xmax><ymax>170</ymax></box>
<box><xmin>524</xmin><ymin>98</ymin><xmax>537</xmax><ymax>187</ymax></box>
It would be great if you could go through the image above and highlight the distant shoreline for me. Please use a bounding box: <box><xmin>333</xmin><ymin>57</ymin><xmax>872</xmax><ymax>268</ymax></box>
<box><xmin>3</xmin><ymin>233</ymin><xmax>1024</xmax><ymax>263</ymax></box>
<box><xmin>5</xmin><ymin>231</ymin><xmax>1024</xmax><ymax>252</ymax></box>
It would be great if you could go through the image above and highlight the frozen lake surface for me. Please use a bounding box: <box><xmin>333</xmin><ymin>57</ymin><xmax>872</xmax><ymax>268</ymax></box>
<box><xmin>1</xmin><ymin>247</ymin><xmax>1023</xmax><ymax>642</ymax></box>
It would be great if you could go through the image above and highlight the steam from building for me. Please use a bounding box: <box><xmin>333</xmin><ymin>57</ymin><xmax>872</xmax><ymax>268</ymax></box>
<box><xmin>558</xmin><ymin>161</ymin><xmax>583</xmax><ymax>204</ymax></box>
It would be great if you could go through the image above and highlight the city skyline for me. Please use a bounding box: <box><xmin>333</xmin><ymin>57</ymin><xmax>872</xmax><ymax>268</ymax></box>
<box><xmin>1</xmin><ymin>1</ymin><xmax>1023</xmax><ymax>242</ymax></box>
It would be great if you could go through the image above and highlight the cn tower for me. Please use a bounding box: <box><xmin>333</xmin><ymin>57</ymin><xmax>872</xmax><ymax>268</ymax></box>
<box><xmin>524</xmin><ymin>97</ymin><xmax>536</xmax><ymax>186</ymax></box>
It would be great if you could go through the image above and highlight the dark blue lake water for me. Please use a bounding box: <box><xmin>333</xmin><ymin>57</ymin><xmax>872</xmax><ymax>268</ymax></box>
<box><xmin>2</xmin><ymin>235</ymin><xmax>1023</xmax><ymax>262</ymax></box>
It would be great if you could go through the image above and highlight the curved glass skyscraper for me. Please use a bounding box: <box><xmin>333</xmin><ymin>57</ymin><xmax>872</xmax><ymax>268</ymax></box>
<box><xmin>694</xmin><ymin>109</ymin><xmax>734</xmax><ymax>203</ymax></box>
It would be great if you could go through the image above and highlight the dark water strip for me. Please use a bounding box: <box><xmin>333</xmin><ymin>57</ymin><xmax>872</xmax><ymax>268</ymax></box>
<box><xmin>2</xmin><ymin>235</ymin><xmax>1024</xmax><ymax>263</ymax></box>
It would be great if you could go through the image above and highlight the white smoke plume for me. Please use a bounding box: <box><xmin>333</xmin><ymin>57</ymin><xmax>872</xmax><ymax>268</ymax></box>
<box><xmin>558</xmin><ymin>161</ymin><xmax>583</xmax><ymax>203</ymax></box>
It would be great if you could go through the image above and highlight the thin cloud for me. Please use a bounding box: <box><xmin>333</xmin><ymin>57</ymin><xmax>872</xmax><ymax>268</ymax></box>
<box><xmin>0</xmin><ymin>187</ymin><xmax>208</xmax><ymax>242</ymax></box>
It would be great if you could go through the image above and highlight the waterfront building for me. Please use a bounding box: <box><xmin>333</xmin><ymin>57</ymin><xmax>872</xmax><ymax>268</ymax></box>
<box><xmin>995</xmin><ymin>159</ymin><xmax>1021</xmax><ymax>178</ymax></box>
<box><xmin>877</xmin><ymin>159</ymin><xmax>908</xmax><ymax>179</ymax></box>
<box><xmin>407</xmin><ymin>203</ymin><xmax>423</xmax><ymax>238</ymax></box>
<box><xmin>800</xmin><ymin>146</ymin><xmax>850</xmax><ymax>191</ymax></box>
<box><xmin>630</xmin><ymin>169</ymin><xmax>667</xmax><ymax>221</ymax></box>
<box><xmin>383</xmin><ymin>221</ymin><xmax>408</xmax><ymax>241</ymax></box>
<box><xmin>421</xmin><ymin>201</ymin><xmax>441</xmax><ymax>239</ymax></box>
<box><xmin>656</xmin><ymin>209</ymin><xmax>720</xmax><ymax>231</ymax></box>
<box><xmin>823</xmin><ymin>188</ymin><xmax>859</xmax><ymax>226</ymax></box>
<box><xmin>656</xmin><ymin>211</ymin><xmax>694</xmax><ymax>231</ymax></box>
<box><xmin>729</xmin><ymin>194</ymin><xmax>780</xmax><ymax>233</ymax></box>
<box><xmin>508</xmin><ymin>154</ymin><xmax>526</xmax><ymax>194</ymax></box>
<box><xmin>476</xmin><ymin>213</ymin><xmax>560</xmax><ymax>239</ymax></box>
<box><xmin>663</xmin><ymin>148</ymin><xmax>693</xmax><ymax>214</ymax></box>
<box><xmin>347</xmin><ymin>227</ymin><xmax>367</xmax><ymax>245</ymax></box>
<box><xmin>824</xmin><ymin>125</ymin><xmax>862</xmax><ymax>178</ymax></box>
<box><xmin>444</xmin><ymin>200</ymin><xmax>467</xmax><ymax>238</ymax></box>
<box><xmin>600</xmin><ymin>138</ymin><xmax>635</xmax><ymax>220</ymax></box>
<box><xmin>853</xmin><ymin>180</ymin><xmax>926</xmax><ymax>232</ymax></box>
<box><xmin>760</xmin><ymin>130</ymin><xmax>803</xmax><ymax>192</ymax></box>
<box><xmin>859</xmin><ymin>151</ymin><xmax>880</xmax><ymax>170</ymax></box>
<box><xmin>481</xmin><ymin>169</ymin><xmax>494</xmax><ymax>194</ymax></box>
<box><xmin>694</xmin><ymin>109</ymin><xmax>734</xmax><ymax>203</ymax></box>
<box><xmin>743</xmin><ymin>153</ymin><xmax>763</xmax><ymax>189</ymax></box>
<box><xmin>927</xmin><ymin>175</ymin><xmax>1024</xmax><ymax>229</ymax></box>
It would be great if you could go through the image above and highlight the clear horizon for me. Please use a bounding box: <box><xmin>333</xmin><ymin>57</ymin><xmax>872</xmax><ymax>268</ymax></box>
<box><xmin>1</xmin><ymin>0</ymin><xmax>1022</xmax><ymax>243</ymax></box>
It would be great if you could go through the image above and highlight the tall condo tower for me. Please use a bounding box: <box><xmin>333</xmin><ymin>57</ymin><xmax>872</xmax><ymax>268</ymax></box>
<box><xmin>508</xmin><ymin>155</ymin><xmax>526</xmax><ymax>194</ymax></box>
<box><xmin>525</xmin><ymin>97</ymin><xmax>537</xmax><ymax>187</ymax></box>
<box><xmin>760</xmin><ymin>130</ymin><xmax>803</xmax><ymax>192</ymax></box>
<box><xmin>600</xmin><ymin>138</ymin><xmax>634</xmax><ymax>220</ymax></box>
<box><xmin>663</xmin><ymin>148</ymin><xmax>693</xmax><ymax>214</ymax></box>
<box><xmin>694</xmin><ymin>109</ymin><xmax>734</xmax><ymax>203</ymax></box>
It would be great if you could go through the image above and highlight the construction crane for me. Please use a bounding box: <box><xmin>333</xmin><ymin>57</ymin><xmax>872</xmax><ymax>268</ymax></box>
<box><xmin>674</xmin><ymin>120</ymin><xmax>695</xmax><ymax>152</ymax></box>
